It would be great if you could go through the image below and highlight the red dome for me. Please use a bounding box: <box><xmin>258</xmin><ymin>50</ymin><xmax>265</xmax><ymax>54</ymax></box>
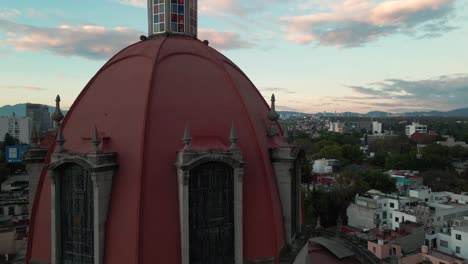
<box><xmin>28</xmin><ymin>36</ymin><xmax>286</xmax><ymax>263</ymax></box>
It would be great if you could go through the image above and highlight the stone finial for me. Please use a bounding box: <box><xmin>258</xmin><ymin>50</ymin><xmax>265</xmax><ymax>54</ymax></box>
<box><xmin>56</xmin><ymin>125</ymin><xmax>65</xmax><ymax>153</ymax></box>
<box><xmin>229</xmin><ymin>121</ymin><xmax>238</xmax><ymax>149</ymax></box>
<box><xmin>267</xmin><ymin>94</ymin><xmax>280</xmax><ymax>122</ymax></box>
<box><xmin>51</xmin><ymin>94</ymin><xmax>64</xmax><ymax>127</ymax></box>
<box><xmin>182</xmin><ymin>124</ymin><xmax>191</xmax><ymax>150</ymax></box>
<box><xmin>315</xmin><ymin>216</ymin><xmax>323</xmax><ymax>230</ymax></box>
<box><xmin>267</xmin><ymin>94</ymin><xmax>280</xmax><ymax>136</ymax></box>
<box><xmin>91</xmin><ymin>126</ymin><xmax>102</xmax><ymax>154</ymax></box>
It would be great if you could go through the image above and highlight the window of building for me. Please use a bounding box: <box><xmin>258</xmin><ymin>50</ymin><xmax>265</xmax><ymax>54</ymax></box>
<box><xmin>153</xmin><ymin>0</ymin><xmax>165</xmax><ymax>33</ymax></box>
<box><xmin>440</xmin><ymin>240</ymin><xmax>448</xmax><ymax>247</ymax></box>
<box><xmin>189</xmin><ymin>0</ymin><xmax>197</xmax><ymax>35</ymax></box>
<box><xmin>189</xmin><ymin>162</ymin><xmax>234</xmax><ymax>263</ymax></box>
<box><xmin>456</xmin><ymin>234</ymin><xmax>462</xmax><ymax>240</ymax></box>
<box><xmin>395</xmin><ymin>217</ymin><xmax>399</xmax><ymax>222</ymax></box>
<box><xmin>383</xmin><ymin>211</ymin><xmax>387</xmax><ymax>218</ymax></box>
<box><xmin>60</xmin><ymin>164</ymin><xmax>94</xmax><ymax>263</ymax></box>
<box><xmin>390</xmin><ymin>202</ymin><xmax>395</xmax><ymax>208</ymax></box>
<box><xmin>456</xmin><ymin>246</ymin><xmax>460</xmax><ymax>254</ymax></box>
<box><xmin>8</xmin><ymin>206</ymin><xmax>14</xmax><ymax>215</ymax></box>
<box><xmin>372</xmin><ymin>247</ymin><xmax>376</xmax><ymax>253</ymax></box>
<box><xmin>170</xmin><ymin>0</ymin><xmax>185</xmax><ymax>33</ymax></box>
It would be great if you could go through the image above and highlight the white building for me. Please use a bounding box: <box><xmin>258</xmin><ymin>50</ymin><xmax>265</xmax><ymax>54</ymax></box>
<box><xmin>439</xmin><ymin>137</ymin><xmax>468</xmax><ymax>148</ymax></box>
<box><xmin>372</xmin><ymin>121</ymin><xmax>383</xmax><ymax>134</ymax></box>
<box><xmin>425</xmin><ymin>217</ymin><xmax>468</xmax><ymax>260</ymax></box>
<box><xmin>328</xmin><ymin>121</ymin><xmax>344</xmax><ymax>133</ymax></box>
<box><xmin>0</xmin><ymin>114</ymin><xmax>32</xmax><ymax>144</ymax></box>
<box><xmin>405</xmin><ymin>122</ymin><xmax>427</xmax><ymax>137</ymax></box>
<box><xmin>311</xmin><ymin>159</ymin><xmax>339</xmax><ymax>174</ymax></box>
<box><xmin>348</xmin><ymin>189</ymin><xmax>468</xmax><ymax>232</ymax></box>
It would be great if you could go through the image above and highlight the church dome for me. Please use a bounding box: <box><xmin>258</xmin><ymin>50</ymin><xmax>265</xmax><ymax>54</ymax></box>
<box><xmin>27</xmin><ymin>36</ymin><xmax>291</xmax><ymax>264</ymax></box>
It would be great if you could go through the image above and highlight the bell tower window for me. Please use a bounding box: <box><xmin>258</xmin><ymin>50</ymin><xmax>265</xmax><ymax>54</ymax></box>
<box><xmin>152</xmin><ymin>0</ymin><xmax>166</xmax><ymax>33</ymax></box>
<box><xmin>147</xmin><ymin>0</ymin><xmax>197</xmax><ymax>38</ymax></box>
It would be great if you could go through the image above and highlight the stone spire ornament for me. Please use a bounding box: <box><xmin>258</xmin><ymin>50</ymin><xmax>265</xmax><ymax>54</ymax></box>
<box><xmin>56</xmin><ymin>125</ymin><xmax>65</xmax><ymax>153</ymax></box>
<box><xmin>229</xmin><ymin>121</ymin><xmax>238</xmax><ymax>149</ymax></box>
<box><xmin>182</xmin><ymin>124</ymin><xmax>191</xmax><ymax>150</ymax></box>
<box><xmin>315</xmin><ymin>216</ymin><xmax>323</xmax><ymax>230</ymax></box>
<box><xmin>51</xmin><ymin>95</ymin><xmax>64</xmax><ymax>128</ymax></box>
<box><xmin>91</xmin><ymin>126</ymin><xmax>102</xmax><ymax>154</ymax></box>
<box><xmin>267</xmin><ymin>94</ymin><xmax>280</xmax><ymax>136</ymax></box>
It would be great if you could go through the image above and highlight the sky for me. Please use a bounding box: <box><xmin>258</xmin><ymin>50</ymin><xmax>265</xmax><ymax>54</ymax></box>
<box><xmin>1</xmin><ymin>0</ymin><xmax>468</xmax><ymax>114</ymax></box>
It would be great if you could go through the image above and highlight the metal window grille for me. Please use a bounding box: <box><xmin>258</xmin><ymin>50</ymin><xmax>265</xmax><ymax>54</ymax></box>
<box><xmin>189</xmin><ymin>162</ymin><xmax>234</xmax><ymax>264</ymax></box>
<box><xmin>60</xmin><ymin>164</ymin><xmax>94</xmax><ymax>264</ymax></box>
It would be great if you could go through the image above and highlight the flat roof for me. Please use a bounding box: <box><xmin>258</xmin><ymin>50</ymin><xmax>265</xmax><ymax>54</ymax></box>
<box><xmin>309</xmin><ymin>237</ymin><xmax>355</xmax><ymax>259</ymax></box>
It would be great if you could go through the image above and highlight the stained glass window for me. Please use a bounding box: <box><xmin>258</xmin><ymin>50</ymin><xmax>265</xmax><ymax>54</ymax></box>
<box><xmin>153</xmin><ymin>0</ymin><xmax>165</xmax><ymax>33</ymax></box>
<box><xmin>189</xmin><ymin>0</ymin><xmax>197</xmax><ymax>35</ymax></box>
<box><xmin>170</xmin><ymin>0</ymin><xmax>185</xmax><ymax>33</ymax></box>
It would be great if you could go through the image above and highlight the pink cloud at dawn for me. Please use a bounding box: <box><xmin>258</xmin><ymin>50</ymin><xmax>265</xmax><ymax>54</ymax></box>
<box><xmin>280</xmin><ymin>0</ymin><xmax>456</xmax><ymax>46</ymax></box>
<box><xmin>0</xmin><ymin>19</ymin><xmax>252</xmax><ymax>60</ymax></box>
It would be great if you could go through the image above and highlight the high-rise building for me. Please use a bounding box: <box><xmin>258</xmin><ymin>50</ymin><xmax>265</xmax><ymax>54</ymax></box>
<box><xmin>0</xmin><ymin>113</ymin><xmax>32</xmax><ymax>144</ymax></box>
<box><xmin>372</xmin><ymin>121</ymin><xmax>383</xmax><ymax>134</ymax></box>
<box><xmin>26</xmin><ymin>103</ymin><xmax>51</xmax><ymax>133</ymax></box>
<box><xmin>405</xmin><ymin>122</ymin><xmax>427</xmax><ymax>137</ymax></box>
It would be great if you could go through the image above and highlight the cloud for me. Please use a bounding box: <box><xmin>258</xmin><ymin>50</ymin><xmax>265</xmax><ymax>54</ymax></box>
<box><xmin>280</xmin><ymin>0</ymin><xmax>457</xmax><ymax>46</ymax></box>
<box><xmin>0</xmin><ymin>85</ymin><xmax>47</xmax><ymax>91</ymax></box>
<box><xmin>260</xmin><ymin>87</ymin><xmax>295</xmax><ymax>94</ymax></box>
<box><xmin>345</xmin><ymin>73</ymin><xmax>468</xmax><ymax>111</ymax></box>
<box><xmin>0</xmin><ymin>19</ymin><xmax>253</xmax><ymax>59</ymax></box>
<box><xmin>117</xmin><ymin>0</ymin><xmax>146</xmax><ymax>8</ymax></box>
<box><xmin>117</xmin><ymin>0</ymin><xmax>289</xmax><ymax>15</ymax></box>
<box><xmin>0</xmin><ymin>8</ymin><xmax>21</xmax><ymax>19</ymax></box>
<box><xmin>0</xmin><ymin>19</ymin><xmax>142</xmax><ymax>60</ymax></box>
<box><xmin>198</xmin><ymin>29</ymin><xmax>253</xmax><ymax>50</ymax></box>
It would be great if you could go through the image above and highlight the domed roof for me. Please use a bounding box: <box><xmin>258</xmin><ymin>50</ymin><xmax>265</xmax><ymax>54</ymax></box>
<box><xmin>28</xmin><ymin>36</ymin><xmax>287</xmax><ymax>263</ymax></box>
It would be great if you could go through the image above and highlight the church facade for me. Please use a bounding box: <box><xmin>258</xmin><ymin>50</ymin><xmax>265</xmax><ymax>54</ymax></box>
<box><xmin>25</xmin><ymin>1</ymin><xmax>310</xmax><ymax>263</ymax></box>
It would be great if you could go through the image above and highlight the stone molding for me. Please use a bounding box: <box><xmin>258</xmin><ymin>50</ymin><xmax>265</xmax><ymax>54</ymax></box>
<box><xmin>48</xmin><ymin>151</ymin><xmax>118</xmax><ymax>264</ymax></box>
<box><xmin>270</xmin><ymin>146</ymin><xmax>305</xmax><ymax>246</ymax></box>
<box><xmin>175</xmin><ymin>148</ymin><xmax>245</xmax><ymax>264</ymax></box>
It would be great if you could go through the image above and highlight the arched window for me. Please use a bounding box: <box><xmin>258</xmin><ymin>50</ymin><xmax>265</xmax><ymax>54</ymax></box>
<box><xmin>189</xmin><ymin>162</ymin><xmax>234</xmax><ymax>264</ymax></box>
<box><xmin>60</xmin><ymin>164</ymin><xmax>94</xmax><ymax>264</ymax></box>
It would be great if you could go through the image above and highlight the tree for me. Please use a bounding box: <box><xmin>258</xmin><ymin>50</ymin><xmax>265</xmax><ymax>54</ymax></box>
<box><xmin>3</xmin><ymin>133</ymin><xmax>19</xmax><ymax>146</ymax></box>
<box><xmin>360</xmin><ymin>169</ymin><xmax>397</xmax><ymax>193</ymax></box>
<box><xmin>421</xmin><ymin>170</ymin><xmax>462</xmax><ymax>192</ymax></box>
<box><xmin>316</xmin><ymin>145</ymin><xmax>342</xmax><ymax>160</ymax></box>
<box><xmin>342</xmin><ymin>144</ymin><xmax>364</xmax><ymax>165</ymax></box>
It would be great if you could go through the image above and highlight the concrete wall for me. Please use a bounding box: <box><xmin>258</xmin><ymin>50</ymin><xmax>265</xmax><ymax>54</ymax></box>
<box><xmin>451</xmin><ymin>228</ymin><xmax>468</xmax><ymax>259</ymax></box>
<box><xmin>0</xmin><ymin>229</ymin><xmax>16</xmax><ymax>255</ymax></box>
<box><xmin>368</xmin><ymin>241</ymin><xmax>390</xmax><ymax>259</ymax></box>
<box><xmin>292</xmin><ymin>243</ymin><xmax>310</xmax><ymax>264</ymax></box>
<box><xmin>347</xmin><ymin>203</ymin><xmax>377</xmax><ymax>229</ymax></box>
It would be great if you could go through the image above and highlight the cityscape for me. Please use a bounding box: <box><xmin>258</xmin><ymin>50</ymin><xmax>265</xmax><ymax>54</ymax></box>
<box><xmin>1</xmin><ymin>0</ymin><xmax>468</xmax><ymax>264</ymax></box>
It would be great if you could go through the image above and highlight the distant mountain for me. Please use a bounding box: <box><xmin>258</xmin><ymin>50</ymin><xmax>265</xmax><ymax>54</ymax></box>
<box><xmin>403</xmin><ymin>108</ymin><xmax>468</xmax><ymax>117</ymax></box>
<box><xmin>0</xmin><ymin>103</ymin><xmax>67</xmax><ymax>117</ymax></box>
<box><xmin>278</xmin><ymin>107</ymin><xmax>468</xmax><ymax>118</ymax></box>
<box><xmin>2</xmin><ymin>104</ymin><xmax>467</xmax><ymax>118</ymax></box>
